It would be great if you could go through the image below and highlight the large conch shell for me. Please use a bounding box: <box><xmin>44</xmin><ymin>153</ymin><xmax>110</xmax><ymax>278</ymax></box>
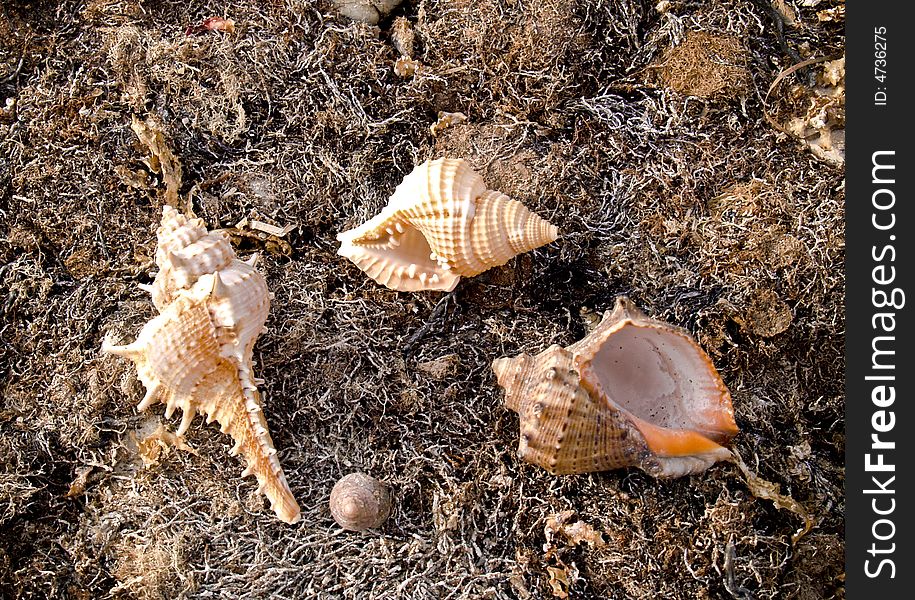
<box><xmin>103</xmin><ymin>206</ymin><xmax>301</xmax><ymax>524</ymax></box>
<box><xmin>337</xmin><ymin>158</ymin><xmax>559</xmax><ymax>292</ymax></box>
<box><xmin>492</xmin><ymin>297</ymin><xmax>738</xmax><ymax>478</ymax></box>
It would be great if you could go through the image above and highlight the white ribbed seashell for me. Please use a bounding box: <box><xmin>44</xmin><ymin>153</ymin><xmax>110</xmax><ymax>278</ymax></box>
<box><xmin>103</xmin><ymin>206</ymin><xmax>301</xmax><ymax>524</ymax></box>
<box><xmin>337</xmin><ymin>158</ymin><xmax>559</xmax><ymax>292</ymax></box>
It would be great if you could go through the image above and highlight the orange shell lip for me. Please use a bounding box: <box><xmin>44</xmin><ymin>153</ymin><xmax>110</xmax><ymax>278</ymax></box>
<box><xmin>700</xmin><ymin>399</ymin><xmax>740</xmax><ymax>440</ymax></box>
<box><xmin>630</xmin><ymin>414</ymin><xmax>735</xmax><ymax>457</ymax></box>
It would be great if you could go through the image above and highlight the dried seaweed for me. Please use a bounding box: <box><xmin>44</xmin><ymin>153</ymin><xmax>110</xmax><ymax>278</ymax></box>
<box><xmin>1</xmin><ymin>0</ymin><xmax>845</xmax><ymax>598</ymax></box>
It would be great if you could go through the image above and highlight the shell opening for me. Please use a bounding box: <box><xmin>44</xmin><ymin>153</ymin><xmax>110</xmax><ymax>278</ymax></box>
<box><xmin>588</xmin><ymin>323</ymin><xmax>737</xmax><ymax>454</ymax></box>
<box><xmin>338</xmin><ymin>222</ymin><xmax>460</xmax><ymax>291</ymax></box>
<box><xmin>384</xmin><ymin>227</ymin><xmax>449</xmax><ymax>273</ymax></box>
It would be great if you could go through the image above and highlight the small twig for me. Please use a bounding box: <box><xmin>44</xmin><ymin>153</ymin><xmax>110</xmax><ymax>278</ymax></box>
<box><xmin>764</xmin><ymin>55</ymin><xmax>836</xmax><ymax>104</ymax></box>
<box><xmin>730</xmin><ymin>449</ymin><xmax>814</xmax><ymax>544</ymax></box>
<box><xmin>1</xmin><ymin>56</ymin><xmax>24</xmax><ymax>84</ymax></box>
<box><xmin>761</xmin><ymin>54</ymin><xmax>841</xmax><ymax>135</ymax></box>
<box><xmin>403</xmin><ymin>290</ymin><xmax>457</xmax><ymax>357</ymax></box>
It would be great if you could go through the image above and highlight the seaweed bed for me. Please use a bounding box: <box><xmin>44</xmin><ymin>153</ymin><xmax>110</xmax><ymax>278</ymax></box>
<box><xmin>1</xmin><ymin>1</ymin><xmax>845</xmax><ymax>598</ymax></box>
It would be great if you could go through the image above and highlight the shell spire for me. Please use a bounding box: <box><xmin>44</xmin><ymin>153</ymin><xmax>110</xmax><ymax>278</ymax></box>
<box><xmin>337</xmin><ymin>158</ymin><xmax>559</xmax><ymax>292</ymax></box>
<box><xmin>103</xmin><ymin>206</ymin><xmax>301</xmax><ymax>524</ymax></box>
<box><xmin>493</xmin><ymin>296</ymin><xmax>738</xmax><ymax>478</ymax></box>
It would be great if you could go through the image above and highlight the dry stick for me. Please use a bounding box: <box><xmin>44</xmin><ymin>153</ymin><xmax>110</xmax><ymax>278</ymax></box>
<box><xmin>1</xmin><ymin>56</ymin><xmax>24</xmax><ymax>84</ymax></box>
<box><xmin>130</xmin><ymin>115</ymin><xmax>188</xmax><ymax>214</ymax></box>
<box><xmin>762</xmin><ymin>55</ymin><xmax>841</xmax><ymax>133</ymax></box>
<box><xmin>730</xmin><ymin>449</ymin><xmax>814</xmax><ymax>544</ymax></box>
<box><xmin>764</xmin><ymin>56</ymin><xmax>838</xmax><ymax>104</ymax></box>
<box><xmin>403</xmin><ymin>290</ymin><xmax>457</xmax><ymax>357</ymax></box>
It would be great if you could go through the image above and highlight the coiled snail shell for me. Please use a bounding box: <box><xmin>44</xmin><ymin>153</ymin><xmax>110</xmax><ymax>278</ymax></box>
<box><xmin>103</xmin><ymin>206</ymin><xmax>301</xmax><ymax>524</ymax></box>
<box><xmin>329</xmin><ymin>473</ymin><xmax>392</xmax><ymax>531</ymax></box>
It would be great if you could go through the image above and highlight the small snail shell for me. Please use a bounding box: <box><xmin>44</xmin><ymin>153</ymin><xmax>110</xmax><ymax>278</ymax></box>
<box><xmin>329</xmin><ymin>473</ymin><xmax>392</xmax><ymax>531</ymax></box>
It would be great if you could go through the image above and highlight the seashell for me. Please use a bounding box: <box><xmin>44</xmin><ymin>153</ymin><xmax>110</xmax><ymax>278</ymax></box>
<box><xmin>492</xmin><ymin>297</ymin><xmax>738</xmax><ymax>478</ymax></box>
<box><xmin>103</xmin><ymin>206</ymin><xmax>301</xmax><ymax>524</ymax></box>
<box><xmin>329</xmin><ymin>472</ymin><xmax>392</xmax><ymax>531</ymax></box>
<box><xmin>337</xmin><ymin>158</ymin><xmax>559</xmax><ymax>292</ymax></box>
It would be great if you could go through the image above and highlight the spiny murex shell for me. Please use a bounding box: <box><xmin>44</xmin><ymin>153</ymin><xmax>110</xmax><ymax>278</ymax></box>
<box><xmin>103</xmin><ymin>206</ymin><xmax>301</xmax><ymax>524</ymax></box>
<box><xmin>337</xmin><ymin>158</ymin><xmax>559</xmax><ymax>292</ymax></box>
<box><xmin>492</xmin><ymin>297</ymin><xmax>738</xmax><ymax>478</ymax></box>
